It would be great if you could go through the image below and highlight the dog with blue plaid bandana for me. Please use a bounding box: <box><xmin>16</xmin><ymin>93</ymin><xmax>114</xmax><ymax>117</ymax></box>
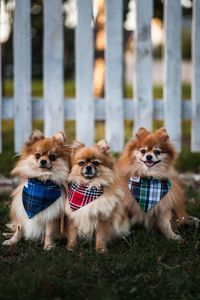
<box><xmin>3</xmin><ymin>130</ymin><xmax>71</xmax><ymax>250</ymax></box>
<box><xmin>118</xmin><ymin>127</ymin><xmax>199</xmax><ymax>240</ymax></box>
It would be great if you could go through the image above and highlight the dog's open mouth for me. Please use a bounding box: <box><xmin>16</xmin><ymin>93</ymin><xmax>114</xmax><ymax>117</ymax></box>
<box><xmin>141</xmin><ymin>160</ymin><xmax>161</xmax><ymax>168</ymax></box>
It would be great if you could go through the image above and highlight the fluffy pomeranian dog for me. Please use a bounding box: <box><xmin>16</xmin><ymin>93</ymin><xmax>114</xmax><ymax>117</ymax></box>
<box><xmin>3</xmin><ymin>130</ymin><xmax>70</xmax><ymax>250</ymax></box>
<box><xmin>65</xmin><ymin>140</ymin><xmax>129</xmax><ymax>253</ymax></box>
<box><xmin>118</xmin><ymin>127</ymin><xmax>198</xmax><ymax>240</ymax></box>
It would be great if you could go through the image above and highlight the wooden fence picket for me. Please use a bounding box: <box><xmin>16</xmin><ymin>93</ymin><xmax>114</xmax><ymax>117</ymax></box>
<box><xmin>75</xmin><ymin>0</ymin><xmax>94</xmax><ymax>146</ymax></box>
<box><xmin>191</xmin><ymin>0</ymin><xmax>200</xmax><ymax>152</ymax></box>
<box><xmin>14</xmin><ymin>0</ymin><xmax>31</xmax><ymax>152</ymax></box>
<box><xmin>164</xmin><ymin>0</ymin><xmax>181</xmax><ymax>151</ymax></box>
<box><xmin>134</xmin><ymin>0</ymin><xmax>153</xmax><ymax>132</ymax></box>
<box><xmin>0</xmin><ymin>42</ymin><xmax>2</xmax><ymax>152</ymax></box>
<box><xmin>44</xmin><ymin>0</ymin><xmax>64</xmax><ymax>137</ymax></box>
<box><xmin>105</xmin><ymin>0</ymin><xmax>124</xmax><ymax>152</ymax></box>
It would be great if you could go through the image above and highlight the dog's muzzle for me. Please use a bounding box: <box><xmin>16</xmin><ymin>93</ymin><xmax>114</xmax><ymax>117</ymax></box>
<box><xmin>141</xmin><ymin>159</ymin><xmax>161</xmax><ymax>168</ymax></box>
<box><xmin>81</xmin><ymin>165</ymin><xmax>96</xmax><ymax>178</ymax></box>
<box><xmin>39</xmin><ymin>160</ymin><xmax>52</xmax><ymax>170</ymax></box>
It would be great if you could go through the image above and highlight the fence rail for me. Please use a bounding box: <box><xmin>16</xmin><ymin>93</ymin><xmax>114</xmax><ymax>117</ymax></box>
<box><xmin>0</xmin><ymin>0</ymin><xmax>200</xmax><ymax>153</ymax></box>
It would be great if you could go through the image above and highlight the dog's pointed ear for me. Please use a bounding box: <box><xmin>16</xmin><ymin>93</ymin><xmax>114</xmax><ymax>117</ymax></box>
<box><xmin>155</xmin><ymin>127</ymin><xmax>169</xmax><ymax>142</ymax></box>
<box><xmin>96</xmin><ymin>139</ymin><xmax>110</xmax><ymax>154</ymax></box>
<box><xmin>135</xmin><ymin>127</ymin><xmax>150</xmax><ymax>140</ymax></box>
<box><xmin>71</xmin><ymin>140</ymin><xmax>85</xmax><ymax>155</ymax></box>
<box><xmin>52</xmin><ymin>131</ymin><xmax>66</xmax><ymax>144</ymax></box>
<box><xmin>26</xmin><ymin>130</ymin><xmax>44</xmax><ymax>146</ymax></box>
<box><xmin>72</xmin><ymin>140</ymin><xmax>85</xmax><ymax>150</ymax></box>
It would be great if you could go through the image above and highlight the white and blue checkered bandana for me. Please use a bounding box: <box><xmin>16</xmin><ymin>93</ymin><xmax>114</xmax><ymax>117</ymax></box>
<box><xmin>128</xmin><ymin>177</ymin><xmax>171</xmax><ymax>212</ymax></box>
<box><xmin>22</xmin><ymin>178</ymin><xmax>61</xmax><ymax>219</ymax></box>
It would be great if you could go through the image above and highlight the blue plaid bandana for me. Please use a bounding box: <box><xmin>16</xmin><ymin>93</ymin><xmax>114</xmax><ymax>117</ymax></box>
<box><xmin>22</xmin><ymin>178</ymin><xmax>61</xmax><ymax>219</ymax></box>
<box><xmin>128</xmin><ymin>177</ymin><xmax>171</xmax><ymax>212</ymax></box>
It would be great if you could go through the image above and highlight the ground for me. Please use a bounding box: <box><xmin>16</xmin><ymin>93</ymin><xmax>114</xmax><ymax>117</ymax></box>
<box><xmin>0</xmin><ymin>189</ymin><xmax>200</xmax><ymax>300</ymax></box>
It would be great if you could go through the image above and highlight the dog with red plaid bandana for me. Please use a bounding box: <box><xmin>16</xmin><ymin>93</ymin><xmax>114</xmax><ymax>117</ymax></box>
<box><xmin>118</xmin><ymin>127</ymin><xmax>199</xmax><ymax>240</ymax></box>
<box><xmin>65</xmin><ymin>140</ymin><xmax>129</xmax><ymax>253</ymax></box>
<box><xmin>3</xmin><ymin>130</ymin><xmax>71</xmax><ymax>250</ymax></box>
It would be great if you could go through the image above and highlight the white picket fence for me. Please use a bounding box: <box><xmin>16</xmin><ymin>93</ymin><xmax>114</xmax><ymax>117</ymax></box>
<box><xmin>0</xmin><ymin>0</ymin><xmax>200</xmax><ymax>153</ymax></box>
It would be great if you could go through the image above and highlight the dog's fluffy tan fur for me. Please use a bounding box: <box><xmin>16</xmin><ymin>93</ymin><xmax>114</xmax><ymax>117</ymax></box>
<box><xmin>65</xmin><ymin>140</ymin><xmax>129</xmax><ymax>252</ymax></box>
<box><xmin>3</xmin><ymin>130</ymin><xmax>70</xmax><ymax>250</ymax></box>
<box><xmin>118</xmin><ymin>127</ymin><xmax>193</xmax><ymax>240</ymax></box>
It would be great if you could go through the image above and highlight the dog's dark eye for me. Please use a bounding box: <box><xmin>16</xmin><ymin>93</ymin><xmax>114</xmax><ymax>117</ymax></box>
<box><xmin>140</xmin><ymin>149</ymin><xmax>146</xmax><ymax>154</ymax></box>
<box><xmin>78</xmin><ymin>161</ymin><xmax>85</xmax><ymax>166</ymax></box>
<box><xmin>35</xmin><ymin>153</ymin><xmax>41</xmax><ymax>160</ymax></box>
<box><xmin>93</xmin><ymin>160</ymin><xmax>100</xmax><ymax>166</ymax></box>
<box><xmin>49</xmin><ymin>154</ymin><xmax>56</xmax><ymax>161</ymax></box>
<box><xmin>154</xmin><ymin>150</ymin><xmax>161</xmax><ymax>155</ymax></box>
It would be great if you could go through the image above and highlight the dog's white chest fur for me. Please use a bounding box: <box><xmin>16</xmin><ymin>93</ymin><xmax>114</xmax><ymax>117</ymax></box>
<box><xmin>65</xmin><ymin>188</ymin><xmax>121</xmax><ymax>238</ymax></box>
<box><xmin>12</xmin><ymin>184</ymin><xmax>65</xmax><ymax>240</ymax></box>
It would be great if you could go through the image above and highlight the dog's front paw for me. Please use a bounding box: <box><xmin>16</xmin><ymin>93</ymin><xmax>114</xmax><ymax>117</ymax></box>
<box><xmin>43</xmin><ymin>243</ymin><xmax>56</xmax><ymax>251</ymax></box>
<box><xmin>2</xmin><ymin>239</ymin><xmax>16</xmax><ymax>246</ymax></box>
<box><xmin>96</xmin><ymin>247</ymin><xmax>107</xmax><ymax>254</ymax></box>
<box><xmin>65</xmin><ymin>244</ymin><xmax>75</xmax><ymax>252</ymax></box>
<box><xmin>172</xmin><ymin>234</ymin><xmax>182</xmax><ymax>241</ymax></box>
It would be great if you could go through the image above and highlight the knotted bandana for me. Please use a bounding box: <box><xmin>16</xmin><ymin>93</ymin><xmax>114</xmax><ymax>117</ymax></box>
<box><xmin>68</xmin><ymin>182</ymin><xmax>104</xmax><ymax>211</ymax></box>
<box><xmin>22</xmin><ymin>178</ymin><xmax>61</xmax><ymax>219</ymax></box>
<box><xmin>128</xmin><ymin>177</ymin><xmax>171</xmax><ymax>212</ymax></box>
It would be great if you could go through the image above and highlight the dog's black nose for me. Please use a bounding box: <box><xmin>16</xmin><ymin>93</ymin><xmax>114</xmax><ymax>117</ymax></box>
<box><xmin>86</xmin><ymin>165</ymin><xmax>92</xmax><ymax>172</ymax></box>
<box><xmin>40</xmin><ymin>160</ymin><xmax>47</xmax><ymax>166</ymax></box>
<box><xmin>146</xmin><ymin>155</ymin><xmax>153</xmax><ymax>161</ymax></box>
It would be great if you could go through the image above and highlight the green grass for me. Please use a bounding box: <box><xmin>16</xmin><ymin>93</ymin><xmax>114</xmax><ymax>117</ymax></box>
<box><xmin>0</xmin><ymin>190</ymin><xmax>200</xmax><ymax>300</ymax></box>
<box><xmin>3</xmin><ymin>80</ymin><xmax>76</xmax><ymax>98</ymax></box>
<box><xmin>3</xmin><ymin>79</ymin><xmax>191</xmax><ymax>99</ymax></box>
<box><xmin>124</xmin><ymin>83</ymin><xmax>191</xmax><ymax>99</ymax></box>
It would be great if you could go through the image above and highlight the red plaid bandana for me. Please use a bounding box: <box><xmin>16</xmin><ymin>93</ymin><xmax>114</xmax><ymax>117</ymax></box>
<box><xmin>67</xmin><ymin>182</ymin><xmax>104</xmax><ymax>211</ymax></box>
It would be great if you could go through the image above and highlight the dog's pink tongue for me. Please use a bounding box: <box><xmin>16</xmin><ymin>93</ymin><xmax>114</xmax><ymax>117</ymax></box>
<box><xmin>146</xmin><ymin>161</ymin><xmax>154</xmax><ymax>167</ymax></box>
